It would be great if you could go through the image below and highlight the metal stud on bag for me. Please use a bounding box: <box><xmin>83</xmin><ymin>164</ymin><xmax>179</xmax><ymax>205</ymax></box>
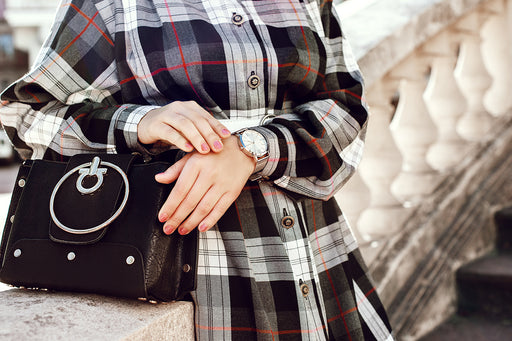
<box><xmin>67</xmin><ymin>252</ymin><xmax>76</xmax><ymax>261</ymax></box>
<box><xmin>49</xmin><ymin>156</ymin><xmax>130</xmax><ymax>235</ymax></box>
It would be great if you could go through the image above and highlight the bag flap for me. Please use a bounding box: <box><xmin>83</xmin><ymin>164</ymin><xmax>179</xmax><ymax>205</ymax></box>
<box><xmin>49</xmin><ymin>154</ymin><xmax>141</xmax><ymax>245</ymax></box>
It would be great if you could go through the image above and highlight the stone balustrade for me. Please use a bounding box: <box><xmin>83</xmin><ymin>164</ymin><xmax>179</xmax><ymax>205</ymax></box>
<box><xmin>335</xmin><ymin>0</ymin><xmax>512</xmax><ymax>339</ymax></box>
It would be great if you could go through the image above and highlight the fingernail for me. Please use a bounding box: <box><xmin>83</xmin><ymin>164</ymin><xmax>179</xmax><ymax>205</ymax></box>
<box><xmin>213</xmin><ymin>140</ymin><xmax>223</xmax><ymax>150</ymax></box>
<box><xmin>185</xmin><ymin>142</ymin><xmax>193</xmax><ymax>150</ymax></box>
<box><xmin>178</xmin><ymin>227</ymin><xmax>188</xmax><ymax>235</ymax></box>
<box><xmin>159</xmin><ymin>213</ymin><xmax>169</xmax><ymax>222</ymax></box>
<box><xmin>201</xmin><ymin>143</ymin><xmax>209</xmax><ymax>152</ymax></box>
<box><xmin>199</xmin><ymin>223</ymin><xmax>208</xmax><ymax>232</ymax></box>
<box><xmin>163</xmin><ymin>224</ymin><xmax>175</xmax><ymax>235</ymax></box>
<box><xmin>222</xmin><ymin>129</ymin><xmax>231</xmax><ymax>136</ymax></box>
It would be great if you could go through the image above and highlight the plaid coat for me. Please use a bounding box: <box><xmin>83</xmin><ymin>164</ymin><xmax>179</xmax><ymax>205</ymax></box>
<box><xmin>0</xmin><ymin>0</ymin><xmax>393</xmax><ymax>339</ymax></box>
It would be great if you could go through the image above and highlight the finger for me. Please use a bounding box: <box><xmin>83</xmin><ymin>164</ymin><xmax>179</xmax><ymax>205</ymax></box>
<box><xmin>205</xmin><ymin>115</ymin><xmax>231</xmax><ymax>139</ymax></box>
<box><xmin>163</xmin><ymin>180</ymin><xmax>210</xmax><ymax>235</ymax></box>
<box><xmin>154</xmin><ymin>155</ymin><xmax>188</xmax><ymax>184</ymax></box>
<box><xmin>197</xmin><ymin>192</ymin><xmax>237</xmax><ymax>233</ymax></box>
<box><xmin>177</xmin><ymin>185</ymin><xmax>222</xmax><ymax>234</ymax></box>
<box><xmin>160</xmin><ymin>113</ymin><xmax>209</xmax><ymax>154</ymax></box>
<box><xmin>159</xmin><ymin>163</ymin><xmax>199</xmax><ymax>226</ymax></box>
<box><xmin>154</xmin><ymin>124</ymin><xmax>194</xmax><ymax>153</ymax></box>
<box><xmin>163</xmin><ymin>165</ymin><xmax>216</xmax><ymax>234</ymax></box>
<box><xmin>182</xmin><ymin>102</ymin><xmax>231</xmax><ymax>149</ymax></box>
<box><xmin>184</xmin><ymin>101</ymin><xmax>231</xmax><ymax>137</ymax></box>
<box><xmin>192</xmin><ymin>116</ymin><xmax>225</xmax><ymax>152</ymax></box>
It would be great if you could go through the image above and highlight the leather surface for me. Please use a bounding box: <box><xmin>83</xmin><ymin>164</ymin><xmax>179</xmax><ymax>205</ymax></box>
<box><xmin>1</xmin><ymin>239</ymin><xmax>146</xmax><ymax>298</ymax></box>
<box><xmin>0</xmin><ymin>154</ymin><xmax>198</xmax><ymax>301</ymax></box>
<box><xmin>0</xmin><ymin>162</ymin><xmax>31</xmax><ymax>267</ymax></box>
<box><xmin>49</xmin><ymin>154</ymin><xmax>137</xmax><ymax>245</ymax></box>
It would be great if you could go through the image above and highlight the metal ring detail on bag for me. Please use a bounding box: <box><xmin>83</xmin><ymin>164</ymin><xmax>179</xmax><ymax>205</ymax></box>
<box><xmin>49</xmin><ymin>157</ymin><xmax>130</xmax><ymax>235</ymax></box>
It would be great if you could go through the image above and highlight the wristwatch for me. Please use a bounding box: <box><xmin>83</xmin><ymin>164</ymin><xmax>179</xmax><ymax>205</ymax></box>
<box><xmin>234</xmin><ymin>128</ymin><xmax>269</xmax><ymax>181</ymax></box>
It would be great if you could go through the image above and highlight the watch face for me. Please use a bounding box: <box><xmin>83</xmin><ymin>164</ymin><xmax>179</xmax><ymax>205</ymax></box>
<box><xmin>241</xmin><ymin>130</ymin><xmax>268</xmax><ymax>158</ymax></box>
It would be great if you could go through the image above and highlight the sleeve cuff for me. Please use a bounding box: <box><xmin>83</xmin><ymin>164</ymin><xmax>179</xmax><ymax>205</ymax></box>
<box><xmin>112</xmin><ymin>104</ymin><xmax>161</xmax><ymax>157</ymax></box>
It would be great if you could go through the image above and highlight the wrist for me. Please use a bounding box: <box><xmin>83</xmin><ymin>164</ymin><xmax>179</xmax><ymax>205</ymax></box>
<box><xmin>225</xmin><ymin>135</ymin><xmax>257</xmax><ymax>171</ymax></box>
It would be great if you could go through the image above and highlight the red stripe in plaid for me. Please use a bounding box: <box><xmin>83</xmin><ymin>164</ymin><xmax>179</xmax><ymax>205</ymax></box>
<box><xmin>27</xmin><ymin>10</ymin><xmax>103</xmax><ymax>102</ymax></box>
<box><xmin>327</xmin><ymin>287</ymin><xmax>377</xmax><ymax>323</ymax></box>
<box><xmin>164</xmin><ymin>0</ymin><xmax>207</xmax><ymax>109</ymax></box>
<box><xmin>321</xmin><ymin>0</ymin><xmax>334</xmax><ymax>8</ymax></box>
<box><xmin>273</xmin><ymin>62</ymin><xmax>325</xmax><ymax>78</ymax></box>
<box><xmin>318</xmin><ymin>89</ymin><xmax>365</xmax><ymax>102</ymax></box>
<box><xmin>307</xmin><ymin>136</ymin><xmax>335</xmax><ymax>196</ymax></box>
<box><xmin>311</xmin><ymin>200</ymin><xmax>353</xmax><ymax>341</ymax></box>
<box><xmin>119</xmin><ymin>59</ymin><xmax>326</xmax><ymax>86</ymax></box>
<box><xmin>64</xmin><ymin>3</ymin><xmax>114</xmax><ymax>46</ymax></box>
<box><xmin>234</xmin><ymin>201</ymin><xmax>243</xmax><ymax>233</ymax></box>
<box><xmin>288</xmin><ymin>0</ymin><xmax>312</xmax><ymax>84</ymax></box>
<box><xmin>195</xmin><ymin>323</ymin><xmax>329</xmax><ymax>335</ymax></box>
<box><xmin>319</xmin><ymin>100</ymin><xmax>338</xmax><ymax>122</ymax></box>
<box><xmin>120</xmin><ymin>59</ymin><xmax>269</xmax><ymax>85</ymax></box>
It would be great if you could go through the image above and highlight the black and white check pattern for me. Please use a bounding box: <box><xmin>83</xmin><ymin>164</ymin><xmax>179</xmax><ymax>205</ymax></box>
<box><xmin>0</xmin><ymin>0</ymin><xmax>393</xmax><ymax>339</ymax></box>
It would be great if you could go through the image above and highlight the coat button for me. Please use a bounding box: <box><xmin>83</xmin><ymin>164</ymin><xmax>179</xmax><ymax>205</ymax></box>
<box><xmin>247</xmin><ymin>72</ymin><xmax>260</xmax><ymax>89</ymax></box>
<box><xmin>300</xmin><ymin>283</ymin><xmax>310</xmax><ymax>297</ymax></box>
<box><xmin>281</xmin><ymin>215</ymin><xmax>295</xmax><ymax>229</ymax></box>
<box><xmin>232</xmin><ymin>13</ymin><xmax>244</xmax><ymax>26</ymax></box>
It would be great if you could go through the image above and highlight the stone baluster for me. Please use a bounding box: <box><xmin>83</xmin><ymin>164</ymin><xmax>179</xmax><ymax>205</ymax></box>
<box><xmin>335</xmin><ymin>171</ymin><xmax>371</xmax><ymax>246</ymax></box>
<box><xmin>508</xmin><ymin>0</ymin><xmax>512</xmax><ymax>38</ymax></box>
<box><xmin>388</xmin><ymin>52</ymin><xmax>440</xmax><ymax>205</ymax></box>
<box><xmin>454</xmin><ymin>11</ymin><xmax>494</xmax><ymax>140</ymax></box>
<box><xmin>357</xmin><ymin>78</ymin><xmax>406</xmax><ymax>239</ymax></box>
<box><xmin>482</xmin><ymin>0</ymin><xmax>512</xmax><ymax>116</ymax></box>
<box><xmin>422</xmin><ymin>31</ymin><xmax>468</xmax><ymax>171</ymax></box>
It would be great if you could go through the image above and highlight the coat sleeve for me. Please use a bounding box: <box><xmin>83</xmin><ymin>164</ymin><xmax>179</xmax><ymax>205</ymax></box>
<box><xmin>0</xmin><ymin>0</ymin><xmax>157</xmax><ymax>161</ymax></box>
<box><xmin>252</xmin><ymin>0</ymin><xmax>368</xmax><ymax>201</ymax></box>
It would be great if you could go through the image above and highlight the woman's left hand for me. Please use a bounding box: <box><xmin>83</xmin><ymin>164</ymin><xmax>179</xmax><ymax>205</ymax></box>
<box><xmin>155</xmin><ymin>135</ymin><xmax>256</xmax><ymax>235</ymax></box>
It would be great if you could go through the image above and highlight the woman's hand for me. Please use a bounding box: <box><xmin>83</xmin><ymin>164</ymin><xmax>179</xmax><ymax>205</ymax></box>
<box><xmin>155</xmin><ymin>135</ymin><xmax>256</xmax><ymax>235</ymax></box>
<box><xmin>137</xmin><ymin>101</ymin><xmax>231</xmax><ymax>153</ymax></box>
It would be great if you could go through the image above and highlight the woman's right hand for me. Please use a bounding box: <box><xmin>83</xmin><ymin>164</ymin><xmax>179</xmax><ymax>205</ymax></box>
<box><xmin>137</xmin><ymin>101</ymin><xmax>231</xmax><ymax>153</ymax></box>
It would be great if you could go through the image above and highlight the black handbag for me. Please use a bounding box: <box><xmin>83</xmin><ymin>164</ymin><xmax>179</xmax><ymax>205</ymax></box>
<box><xmin>0</xmin><ymin>153</ymin><xmax>197</xmax><ymax>302</ymax></box>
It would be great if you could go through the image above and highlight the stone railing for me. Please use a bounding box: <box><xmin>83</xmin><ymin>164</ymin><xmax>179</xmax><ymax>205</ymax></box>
<box><xmin>2</xmin><ymin>0</ymin><xmax>512</xmax><ymax>340</ymax></box>
<box><xmin>335</xmin><ymin>0</ymin><xmax>512</xmax><ymax>339</ymax></box>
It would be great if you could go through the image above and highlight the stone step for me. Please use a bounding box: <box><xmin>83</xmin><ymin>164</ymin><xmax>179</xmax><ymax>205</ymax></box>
<box><xmin>417</xmin><ymin>315</ymin><xmax>512</xmax><ymax>341</ymax></box>
<box><xmin>0</xmin><ymin>287</ymin><xmax>194</xmax><ymax>340</ymax></box>
<box><xmin>456</xmin><ymin>253</ymin><xmax>512</xmax><ymax>317</ymax></box>
<box><xmin>495</xmin><ymin>206</ymin><xmax>512</xmax><ymax>252</ymax></box>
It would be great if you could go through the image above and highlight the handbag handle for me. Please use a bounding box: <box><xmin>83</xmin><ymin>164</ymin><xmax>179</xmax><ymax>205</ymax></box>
<box><xmin>49</xmin><ymin>156</ymin><xmax>130</xmax><ymax>235</ymax></box>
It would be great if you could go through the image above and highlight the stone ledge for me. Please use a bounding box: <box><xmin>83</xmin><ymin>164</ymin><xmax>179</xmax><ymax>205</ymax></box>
<box><xmin>0</xmin><ymin>288</ymin><xmax>194</xmax><ymax>341</ymax></box>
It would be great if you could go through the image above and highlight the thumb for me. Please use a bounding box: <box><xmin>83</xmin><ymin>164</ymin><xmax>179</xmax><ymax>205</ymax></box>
<box><xmin>155</xmin><ymin>155</ymin><xmax>188</xmax><ymax>184</ymax></box>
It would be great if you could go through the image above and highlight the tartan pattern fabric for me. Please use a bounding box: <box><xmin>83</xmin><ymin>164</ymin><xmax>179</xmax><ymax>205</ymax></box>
<box><xmin>0</xmin><ymin>0</ymin><xmax>394</xmax><ymax>339</ymax></box>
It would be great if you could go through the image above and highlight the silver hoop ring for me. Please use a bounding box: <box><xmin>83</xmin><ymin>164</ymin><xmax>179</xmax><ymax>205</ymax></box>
<box><xmin>49</xmin><ymin>158</ymin><xmax>130</xmax><ymax>235</ymax></box>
